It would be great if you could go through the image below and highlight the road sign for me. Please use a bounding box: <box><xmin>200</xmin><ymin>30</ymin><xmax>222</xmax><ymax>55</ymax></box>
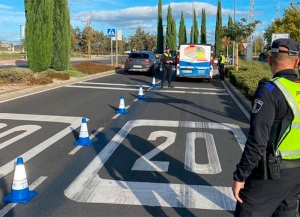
<box><xmin>271</xmin><ymin>33</ymin><xmax>290</xmax><ymax>44</ymax></box>
<box><xmin>242</xmin><ymin>42</ymin><xmax>248</xmax><ymax>50</ymax></box>
<box><xmin>107</xmin><ymin>28</ymin><xmax>116</xmax><ymax>38</ymax></box>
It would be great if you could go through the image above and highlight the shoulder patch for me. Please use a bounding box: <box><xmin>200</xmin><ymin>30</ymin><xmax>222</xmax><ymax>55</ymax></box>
<box><xmin>252</xmin><ymin>99</ymin><xmax>264</xmax><ymax>113</ymax></box>
<box><xmin>264</xmin><ymin>83</ymin><xmax>275</xmax><ymax>92</ymax></box>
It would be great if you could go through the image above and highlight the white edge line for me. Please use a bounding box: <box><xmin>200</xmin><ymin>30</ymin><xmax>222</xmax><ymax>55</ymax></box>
<box><xmin>112</xmin><ymin>105</ymin><xmax>130</xmax><ymax>119</ymax></box>
<box><xmin>65</xmin><ymin>85</ymin><xmax>138</xmax><ymax>91</ymax></box>
<box><xmin>79</xmin><ymin>82</ymin><xmax>151</xmax><ymax>88</ymax></box>
<box><xmin>0</xmin><ymin>176</ymin><xmax>47</xmax><ymax>217</ymax></box>
<box><xmin>0</xmin><ymin>72</ymin><xmax>115</xmax><ymax>104</ymax></box>
<box><xmin>68</xmin><ymin>127</ymin><xmax>104</xmax><ymax>155</ymax></box>
<box><xmin>147</xmin><ymin>80</ymin><xmax>161</xmax><ymax>91</ymax></box>
<box><xmin>222</xmin><ymin>81</ymin><xmax>250</xmax><ymax>120</ymax></box>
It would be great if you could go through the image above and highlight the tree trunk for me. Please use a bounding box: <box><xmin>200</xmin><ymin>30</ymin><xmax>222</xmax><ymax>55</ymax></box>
<box><xmin>235</xmin><ymin>42</ymin><xmax>239</xmax><ymax>70</ymax></box>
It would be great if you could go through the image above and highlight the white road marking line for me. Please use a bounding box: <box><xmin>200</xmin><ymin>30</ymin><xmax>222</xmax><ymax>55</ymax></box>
<box><xmin>0</xmin><ymin>114</ymin><xmax>82</xmax><ymax>179</ymax></box>
<box><xmin>0</xmin><ymin>72</ymin><xmax>115</xmax><ymax>104</ymax></box>
<box><xmin>68</xmin><ymin>127</ymin><xmax>104</xmax><ymax>155</ymax></box>
<box><xmin>65</xmin><ymin>120</ymin><xmax>246</xmax><ymax>210</ymax></box>
<box><xmin>112</xmin><ymin>106</ymin><xmax>130</xmax><ymax>119</ymax></box>
<box><xmin>65</xmin><ymin>85</ymin><xmax>139</xmax><ymax>91</ymax></box>
<box><xmin>79</xmin><ymin>82</ymin><xmax>151</xmax><ymax>88</ymax></box>
<box><xmin>151</xmin><ymin>89</ymin><xmax>229</xmax><ymax>95</ymax></box>
<box><xmin>147</xmin><ymin>80</ymin><xmax>161</xmax><ymax>91</ymax></box>
<box><xmin>0</xmin><ymin>176</ymin><xmax>47</xmax><ymax>217</ymax></box>
<box><xmin>134</xmin><ymin>99</ymin><xmax>138</xmax><ymax>102</ymax></box>
<box><xmin>174</xmin><ymin>86</ymin><xmax>225</xmax><ymax>91</ymax></box>
<box><xmin>0</xmin><ymin>125</ymin><xmax>41</xmax><ymax>150</ymax></box>
<box><xmin>222</xmin><ymin>81</ymin><xmax>250</xmax><ymax>120</ymax></box>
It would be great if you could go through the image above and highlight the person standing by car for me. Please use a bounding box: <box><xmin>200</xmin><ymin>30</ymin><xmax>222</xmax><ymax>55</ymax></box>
<box><xmin>131</xmin><ymin>46</ymin><xmax>136</xmax><ymax>52</ymax></box>
<box><xmin>218</xmin><ymin>50</ymin><xmax>226</xmax><ymax>81</ymax></box>
<box><xmin>160</xmin><ymin>46</ymin><xmax>174</xmax><ymax>88</ymax></box>
<box><xmin>232</xmin><ymin>38</ymin><xmax>300</xmax><ymax>217</ymax></box>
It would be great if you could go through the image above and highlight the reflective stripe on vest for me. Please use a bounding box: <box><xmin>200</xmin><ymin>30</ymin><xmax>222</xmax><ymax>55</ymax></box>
<box><xmin>164</xmin><ymin>53</ymin><xmax>172</xmax><ymax>57</ymax></box>
<box><xmin>220</xmin><ymin>55</ymin><xmax>225</xmax><ymax>64</ymax></box>
<box><xmin>271</xmin><ymin>77</ymin><xmax>300</xmax><ymax>160</ymax></box>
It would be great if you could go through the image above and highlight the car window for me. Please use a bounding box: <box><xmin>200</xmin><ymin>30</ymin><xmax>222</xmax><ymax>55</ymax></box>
<box><xmin>129</xmin><ymin>53</ymin><xmax>149</xmax><ymax>58</ymax></box>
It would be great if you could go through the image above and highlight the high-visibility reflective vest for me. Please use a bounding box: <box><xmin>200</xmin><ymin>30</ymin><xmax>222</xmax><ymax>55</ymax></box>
<box><xmin>132</xmin><ymin>48</ymin><xmax>136</xmax><ymax>51</ymax></box>
<box><xmin>164</xmin><ymin>53</ymin><xmax>172</xmax><ymax>57</ymax></box>
<box><xmin>220</xmin><ymin>55</ymin><xmax>226</xmax><ymax>64</ymax></box>
<box><xmin>271</xmin><ymin>77</ymin><xmax>300</xmax><ymax>160</ymax></box>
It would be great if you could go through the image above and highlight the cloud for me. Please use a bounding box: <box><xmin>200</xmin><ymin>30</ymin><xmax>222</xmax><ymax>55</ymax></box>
<box><xmin>71</xmin><ymin>2</ymin><xmax>247</xmax><ymax>30</ymax></box>
<box><xmin>0</xmin><ymin>4</ymin><xmax>13</xmax><ymax>10</ymax></box>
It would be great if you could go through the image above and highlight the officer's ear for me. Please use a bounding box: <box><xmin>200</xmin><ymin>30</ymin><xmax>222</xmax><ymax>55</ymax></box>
<box><xmin>268</xmin><ymin>55</ymin><xmax>272</xmax><ymax>67</ymax></box>
<box><xmin>293</xmin><ymin>58</ymin><xmax>299</xmax><ymax>69</ymax></box>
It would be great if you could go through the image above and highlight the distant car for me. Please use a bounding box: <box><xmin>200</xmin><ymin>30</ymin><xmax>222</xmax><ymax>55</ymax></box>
<box><xmin>124</xmin><ymin>50</ymin><xmax>131</xmax><ymax>54</ymax></box>
<box><xmin>259</xmin><ymin>52</ymin><xmax>267</xmax><ymax>60</ymax></box>
<box><xmin>124</xmin><ymin>51</ymin><xmax>160</xmax><ymax>74</ymax></box>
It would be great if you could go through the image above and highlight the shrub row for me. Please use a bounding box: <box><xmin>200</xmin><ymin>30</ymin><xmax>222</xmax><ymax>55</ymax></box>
<box><xmin>71</xmin><ymin>62</ymin><xmax>115</xmax><ymax>74</ymax></box>
<box><xmin>225</xmin><ymin>60</ymin><xmax>272</xmax><ymax>100</ymax></box>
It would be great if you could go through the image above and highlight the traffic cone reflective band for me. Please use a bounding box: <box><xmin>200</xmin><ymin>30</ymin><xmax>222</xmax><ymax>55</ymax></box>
<box><xmin>151</xmin><ymin>77</ymin><xmax>156</xmax><ymax>87</ymax></box>
<box><xmin>74</xmin><ymin>118</ymin><xmax>93</xmax><ymax>146</ymax></box>
<box><xmin>116</xmin><ymin>95</ymin><xmax>128</xmax><ymax>114</ymax></box>
<box><xmin>137</xmin><ymin>85</ymin><xmax>145</xmax><ymax>99</ymax></box>
<box><xmin>2</xmin><ymin>157</ymin><xmax>37</xmax><ymax>204</ymax></box>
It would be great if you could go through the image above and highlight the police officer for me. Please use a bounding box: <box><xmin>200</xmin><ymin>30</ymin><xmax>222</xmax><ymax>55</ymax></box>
<box><xmin>131</xmin><ymin>46</ymin><xmax>136</xmax><ymax>52</ymax></box>
<box><xmin>218</xmin><ymin>50</ymin><xmax>226</xmax><ymax>81</ymax></box>
<box><xmin>232</xmin><ymin>38</ymin><xmax>300</xmax><ymax>217</ymax></box>
<box><xmin>160</xmin><ymin>46</ymin><xmax>174</xmax><ymax>88</ymax></box>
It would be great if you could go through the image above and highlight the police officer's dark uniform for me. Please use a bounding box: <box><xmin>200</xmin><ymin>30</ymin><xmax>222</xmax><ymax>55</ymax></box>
<box><xmin>160</xmin><ymin>46</ymin><xmax>174</xmax><ymax>88</ymax></box>
<box><xmin>233</xmin><ymin>38</ymin><xmax>300</xmax><ymax>217</ymax></box>
<box><xmin>218</xmin><ymin>50</ymin><xmax>226</xmax><ymax>81</ymax></box>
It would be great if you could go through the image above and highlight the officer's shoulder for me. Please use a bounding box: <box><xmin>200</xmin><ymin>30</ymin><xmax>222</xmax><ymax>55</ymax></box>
<box><xmin>254</xmin><ymin>78</ymin><xmax>277</xmax><ymax>99</ymax></box>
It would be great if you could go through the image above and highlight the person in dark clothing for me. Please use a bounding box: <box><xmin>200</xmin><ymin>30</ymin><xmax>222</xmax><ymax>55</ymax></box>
<box><xmin>160</xmin><ymin>46</ymin><xmax>174</xmax><ymax>88</ymax></box>
<box><xmin>232</xmin><ymin>38</ymin><xmax>300</xmax><ymax>217</ymax></box>
<box><xmin>218</xmin><ymin>50</ymin><xmax>226</xmax><ymax>81</ymax></box>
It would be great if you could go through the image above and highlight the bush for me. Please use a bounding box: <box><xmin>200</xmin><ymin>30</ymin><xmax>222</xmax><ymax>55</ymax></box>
<box><xmin>29</xmin><ymin>76</ymin><xmax>53</xmax><ymax>85</ymax></box>
<box><xmin>225</xmin><ymin>60</ymin><xmax>272</xmax><ymax>100</ymax></box>
<box><xmin>72</xmin><ymin>62</ymin><xmax>115</xmax><ymax>75</ymax></box>
<box><xmin>40</xmin><ymin>69</ymin><xmax>70</xmax><ymax>80</ymax></box>
<box><xmin>64</xmin><ymin>70</ymin><xmax>86</xmax><ymax>77</ymax></box>
<box><xmin>0</xmin><ymin>67</ymin><xmax>34</xmax><ymax>84</ymax></box>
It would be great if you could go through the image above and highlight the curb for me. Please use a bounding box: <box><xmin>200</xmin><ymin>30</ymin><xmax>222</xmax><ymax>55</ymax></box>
<box><xmin>0</xmin><ymin>69</ymin><xmax>120</xmax><ymax>102</ymax></box>
<box><xmin>223</xmin><ymin>78</ymin><xmax>252</xmax><ymax>114</ymax></box>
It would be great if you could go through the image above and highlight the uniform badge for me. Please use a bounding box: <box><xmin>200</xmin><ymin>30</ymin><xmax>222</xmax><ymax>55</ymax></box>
<box><xmin>252</xmin><ymin>99</ymin><xmax>263</xmax><ymax>113</ymax></box>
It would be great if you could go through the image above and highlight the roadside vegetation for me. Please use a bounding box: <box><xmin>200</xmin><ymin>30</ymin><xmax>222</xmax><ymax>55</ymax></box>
<box><xmin>0</xmin><ymin>62</ymin><xmax>116</xmax><ymax>86</ymax></box>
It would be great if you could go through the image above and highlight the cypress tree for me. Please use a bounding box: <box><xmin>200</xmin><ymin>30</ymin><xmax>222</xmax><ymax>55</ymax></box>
<box><xmin>166</xmin><ymin>5</ymin><xmax>176</xmax><ymax>50</ymax></box>
<box><xmin>191</xmin><ymin>9</ymin><xmax>199</xmax><ymax>43</ymax></box>
<box><xmin>200</xmin><ymin>9</ymin><xmax>207</xmax><ymax>44</ymax></box>
<box><xmin>215</xmin><ymin>0</ymin><xmax>223</xmax><ymax>54</ymax></box>
<box><xmin>52</xmin><ymin>0</ymin><xmax>71</xmax><ymax>70</ymax></box>
<box><xmin>157</xmin><ymin>0</ymin><xmax>163</xmax><ymax>53</ymax></box>
<box><xmin>179</xmin><ymin>11</ymin><xmax>186</xmax><ymax>45</ymax></box>
<box><xmin>25</xmin><ymin>0</ymin><xmax>54</xmax><ymax>71</ymax></box>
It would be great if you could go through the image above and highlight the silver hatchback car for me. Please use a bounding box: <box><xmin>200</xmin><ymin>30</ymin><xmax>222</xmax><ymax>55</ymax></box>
<box><xmin>124</xmin><ymin>51</ymin><xmax>160</xmax><ymax>74</ymax></box>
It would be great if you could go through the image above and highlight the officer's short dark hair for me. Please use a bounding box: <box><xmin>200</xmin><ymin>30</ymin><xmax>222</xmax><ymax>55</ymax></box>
<box><xmin>271</xmin><ymin>38</ymin><xmax>299</xmax><ymax>56</ymax></box>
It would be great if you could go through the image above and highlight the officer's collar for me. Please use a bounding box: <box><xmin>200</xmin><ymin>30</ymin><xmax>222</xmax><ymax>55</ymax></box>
<box><xmin>273</xmin><ymin>69</ymin><xmax>297</xmax><ymax>78</ymax></box>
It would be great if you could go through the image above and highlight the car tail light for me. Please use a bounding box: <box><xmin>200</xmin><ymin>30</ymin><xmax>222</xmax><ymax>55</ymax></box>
<box><xmin>126</xmin><ymin>58</ymin><xmax>131</xmax><ymax>62</ymax></box>
<box><xmin>144</xmin><ymin>59</ymin><xmax>151</xmax><ymax>63</ymax></box>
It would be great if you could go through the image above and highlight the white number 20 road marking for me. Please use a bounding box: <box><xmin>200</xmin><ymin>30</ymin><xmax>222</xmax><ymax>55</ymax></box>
<box><xmin>132</xmin><ymin>131</ymin><xmax>176</xmax><ymax>172</ymax></box>
<box><xmin>131</xmin><ymin>131</ymin><xmax>221</xmax><ymax>174</ymax></box>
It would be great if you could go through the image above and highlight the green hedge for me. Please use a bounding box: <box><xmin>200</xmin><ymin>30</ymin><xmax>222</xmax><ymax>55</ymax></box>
<box><xmin>225</xmin><ymin>60</ymin><xmax>272</xmax><ymax>100</ymax></box>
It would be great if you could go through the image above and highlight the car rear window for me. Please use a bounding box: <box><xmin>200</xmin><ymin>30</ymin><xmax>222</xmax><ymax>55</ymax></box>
<box><xmin>129</xmin><ymin>53</ymin><xmax>149</xmax><ymax>58</ymax></box>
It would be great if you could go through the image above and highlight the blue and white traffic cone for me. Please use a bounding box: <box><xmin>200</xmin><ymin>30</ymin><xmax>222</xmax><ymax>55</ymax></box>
<box><xmin>137</xmin><ymin>85</ymin><xmax>145</xmax><ymax>99</ymax></box>
<box><xmin>116</xmin><ymin>95</ymin><xmax>128</xmax><ymax>114</ymax></box>
<box><xmin>74</xmin><ymin>118</ymin><xmax>93</xmax><ymax>146</ymax></box>
<box><xmin>2</xmin><ymin>157</ymin><xmax>37</xmax><ymax>204</ymax></box>
<box><xmin>151</xmin><ymin>77</ymin><xmax>156</xmax><ymax>87</ymax></box>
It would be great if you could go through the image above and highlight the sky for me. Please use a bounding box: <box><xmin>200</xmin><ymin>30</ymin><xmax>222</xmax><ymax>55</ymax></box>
<box><xmin>0</xmin><ymin>0</ymin><xmax>291</xmax><ymax>45</ymax></box>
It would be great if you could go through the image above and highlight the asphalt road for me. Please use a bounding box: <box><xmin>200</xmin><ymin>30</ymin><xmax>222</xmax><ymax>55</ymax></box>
<box><xmin>0</xmin><ymin>69</ymin><xmax>250</xmax><ymax>217</ymax></box>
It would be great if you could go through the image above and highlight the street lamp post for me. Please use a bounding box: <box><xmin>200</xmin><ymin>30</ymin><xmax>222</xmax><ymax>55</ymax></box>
<box><xmin>20</xmin><ymin>24</ymin><xmax>22</xmax><ymax>53</ymax></box>
<box><xmin>232</xmin><ymin>0</ymin><xmax>236</xmax><ymax>66</ymax></box>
